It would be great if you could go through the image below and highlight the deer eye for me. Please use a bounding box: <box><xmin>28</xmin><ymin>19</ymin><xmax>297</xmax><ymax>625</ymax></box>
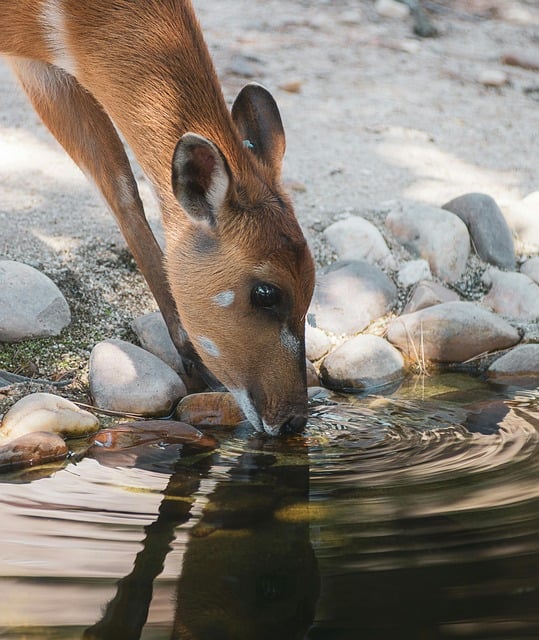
<box><xmin>251</xmin><ymin>282</ymin><xmax>282</xmax><ymax>310</ymax></box>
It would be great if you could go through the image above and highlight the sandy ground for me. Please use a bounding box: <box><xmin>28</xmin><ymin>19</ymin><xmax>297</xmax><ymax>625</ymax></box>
<box><xmin>0</xmin><ymin>0</ymin><xmax>538</xmax><ymax>400</ymax></box>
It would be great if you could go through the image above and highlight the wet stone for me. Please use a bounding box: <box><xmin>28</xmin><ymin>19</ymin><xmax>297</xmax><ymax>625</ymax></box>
<box><xmin>320</xmin><ymin>334</ymin><xmax>405</xmax><ymax>391</ymax></box>
<box><xmin>0</xmin><ymin>431</ymin><xmax>68</xmax><ymax>473</ymax></box>
<box><xmin>442</xmin><ymin>193</ymin><xmax>516</xmax><ymax>270</ymax></box>
<box><xmin>309</xmin><ymin>260</ymin><xmax>397</xmax><ymax>336</ymax></box>
<box><xmin>323</xmin><ymin>216</ymin><xmax>395</xmax><ymax>269</ymax></box>
<box><xmin>89</xmin><ymin>339</ymin><xmax>187</xmax><ymax>416</ymax></box>
<box><xmin>403</xmin><ymin>280</ymin><xmax>460</xmax><ymax>314</ymax></box>
<box><xmin>0</xmin><ymin>260</ymin><xmax>71</xmax><ymax>342</ymax></box>
<box><xmin>487</xmin><ymin>344</ymin><xmax>539</xmax><ymax>382</ymax></box>
<box><xmin>521</xmin><ymin>257</ymin><xmax>539</xmax><ymax>285</ymax></box>
<box><xmin>387</xmin><ymin>301</ymin><xmax>520</xmax><ymax>363</ymax></box>
<box><xmin>385</xmin><ymin>202</ymin><xmax>470</xmax><ymax>282</ymax></box>
<box><xmin>1</xmin><ymin>392</ymin><xmax>99</xmax><ymax>440</ymax></box>
<box><xmin>482</xmin><ymin>269</ymin><xmax>539</xmax><ymax>321</ymax></box>
<box><xmin>132</xmin><ymin>311</ymin><xmax>184</xmax><ymax>373</ymax></box>
<box><xmin>175</xmin><ymin>392</ymin><xmax>245</xmax><ymax>427</ymax></box>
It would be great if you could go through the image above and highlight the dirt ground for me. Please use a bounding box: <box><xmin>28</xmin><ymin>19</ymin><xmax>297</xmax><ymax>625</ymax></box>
<box><xmin>0</xmin><ymin>0</ymin><xmax>538</xmax><ymax>403</ymax></box>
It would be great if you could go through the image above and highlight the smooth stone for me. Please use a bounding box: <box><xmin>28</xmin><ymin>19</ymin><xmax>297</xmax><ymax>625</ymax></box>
<box><xmin>305</xmin><ymin>323</ymin><xmax>332</xmax><ymax>361</ymax></box>
<box><xmin>385</xmin><ymin>202</ymin><xmax>470</xmax><ymax>282</ymax></box>
<box><xmin>0</xmin><ymin>260</ymin><xmax>71</xmax><ymax>342</ymax></box>
<box><xmin>403</xmin><ymin>280</ymin><xmax>460</xmax><ymax>313</ymax></box>
<box><xmin>521</xmin><ymin>257</ymin><xmax>539</xmax><ymax>284</ymax></box>
<box><xmin>387</xmin><ymin>301</ymin><xmax>520</xmax><ymax>363</ymax></box>
<box><xmin>132</xmin><ymin>311</ymin><xmax>183</xmax><ymax>373</ymax></box>
<box><xmin>477</xmin><ymin>69</ymin><xmax>508</xmax><ymax>87</ymax></box>
<box><xmin>309</xmin><ymin>260</ymin><xmax>397</xmax><ymax>335</ymax></box>
<box><xmin>0</xmin><ymin>431</ymin><xmax>68</xmax><ymax>473</ymax></box>
<box><xmin>482</xmin><ymin>269</ymin><xmax>539</xmax><ymax>321</ymax></box>
<box><xmin>306</xmin><ymin>359</ymin><xmax>320</xmax><ymax>387</ymax></box>
<box><xmin>487</xmin><ymin>344</ymin><xmax>539</xmax><ymax>380</ymax></box>
<box><xmin>375</xmin><ymin>0</ymin><xmax>409</xmax><ymax>19</ymax></box>
<box><xmin>397</xmin><ymin>259</ymin><xmax>432</xmax><ymax>287</ymax></box>
<box><xmin>503</xmin><ymin>192</ymin><xmax>539</xmax><ymax>247</ymax></box>
<box><xmin>320</xmin><ymin>334</ymin><xmax>404</xmax><ymax>391</ymax></box>
<box><xmin>323</xmin><ymin>216</ymin><xmax>395</xmax><ymax>268</ymax></box>
<box><xmin>442</xmin><ymin>193</ymin><xmax>516</xmax><ymax>269</ymax></box>
<box><xmin>175</xmin><ymin>392</ymin><xmax>245</xmax><ymax>427</ymax></box>
<box><xmin>1</xmin><ymin>392</ymin><xmax>99</xmax><ymax>440</ymax></box>
<box><xmin>90</xmin><ymin>339</ymin><xmax>186</xmax><ymax>416</ymax></box>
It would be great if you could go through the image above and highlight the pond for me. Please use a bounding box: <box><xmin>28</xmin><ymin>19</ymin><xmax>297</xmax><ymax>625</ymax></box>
<box><xmin>1</xmin><ymin>373</ymin><xmax>538</xmax><ymax>639</ymax></box>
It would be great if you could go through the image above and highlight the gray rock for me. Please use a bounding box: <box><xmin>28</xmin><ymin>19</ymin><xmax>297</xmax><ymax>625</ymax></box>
<box><xmin>521</xmin><ymin>257</ymin><xmax>539</xmax><ymax>285</ymax></box>
<box><xmin>323</xmin><ymin>216</ymin><xmax>395</xmax><ymax>268</ymax></box>
<box><xmin>487</xmin><ymin>344</ymin><xmax>539</xmax><ymax>379</ymax></box>
<box><xmin>320</xmin><ymin>334</ymin><xmax>404</xmax><ymax>391</ymax></box>
<box><xmin>482</xmin><ymin>268</ymin><xmax>539</xmax><ymax>321</ymax></box>
<box><xmin>89</xmin><ymin>339</ymin><xmax>187</xmax><ymax>416</ymax></box>
<box><xmin>397</xmin><ymin>259</ymin><xmax>432</xmax><ymax>287</ymax></box>
<box><xmin>403</xmin><ymin>280</ymin><xmax>460</xmax><ymax>313</ymax></box>
<box><xmin>385</xmin><ymin>202</ymin><xmax>470</xmax><ymax>282</ymax></box>
<box><xmin>305</xmin><ymin>323</ymin><xmax>332</xmax><ymax>361</ymax></box>
<box><xmin>387</xmin><ymin>301</ymin><xmax>520</xmax><ymax>363</ymax></box>
<box><xmin>442</xmin><ymin>193</ymin><xmax>516</xmax><ymax>270</ymax></box>
<box><xmin>309</xmin><ymin>260</ymin><xmax>397</xmax><ymax>335</ymax></box>
<box><xmin>0</xmin><ymin>260</ymin><xmax>71</xmax><ymax>342</ymax></box>
<box><xmin>132</xmin><ymin>311</ymin><xmax>184</xmax><ymax>372</ymax></box>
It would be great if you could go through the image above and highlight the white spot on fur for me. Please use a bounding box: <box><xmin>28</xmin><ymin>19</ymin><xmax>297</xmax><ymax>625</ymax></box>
<box><xmin>212</xmin><ymin>290</ymin><xmax>235</xmax><ymax>308</ymax></box>
<box><xmin>280</xmin><ymin>327</ymin><xmax>301</xmax><ymax>356</ymax></box>
<box><xmin>197</xmin><ymin>336</ymin><xmax>220</xmax><ymax>358</ymax></box>
<box><xmin>41</xmin><ymin>0</ymin><xmax>78</xmax><ymax>75</ymax></box>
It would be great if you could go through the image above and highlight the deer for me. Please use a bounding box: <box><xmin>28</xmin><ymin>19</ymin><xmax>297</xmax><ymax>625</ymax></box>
<box><xmin>0</xmin><ymin>0</ymin><xmax>316</xmax><ymax>436</ymax></box>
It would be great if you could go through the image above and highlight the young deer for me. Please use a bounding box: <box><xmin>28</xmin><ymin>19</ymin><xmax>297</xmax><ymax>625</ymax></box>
<box><xmin>0</xmin><ymin>0</ymin><xmax>315</xmax><ymax>436</ymax></box>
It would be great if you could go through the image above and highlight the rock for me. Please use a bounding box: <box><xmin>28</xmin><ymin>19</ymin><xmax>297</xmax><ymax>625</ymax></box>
<box><xmin>375</xmin><ymin>0</ymin><xmax>410</xmax><ymax>19</ymax></box>
<box><xmin>482</xmin><ymin>269</ymin><xmax>539</xmax><ymax>321</ymax></box>
<box><xmin>132</xmin><ymin>311</ymin><xmax>183</xmax><ymax>372</ymax></box>
<box><xmin>1</xmin><ymin>392</ymin><xmax>99</xmax><ymax>440</ymax></box>
<box><xmin>0</xmin><ymin>260</ymin><xmax>71</xmax><ymax>342</ymax></box>
<box><xmin>442</xmin><ymin>193</ymin><xmax>516</xmax><ymax>269</ymax></box>
<box><xmin>306</xmin><ymin>359</ymin><xmax>320</xmax><ymax>387</ymax></box>
<box><xmin>320</xmin><ymin>334</ymin><xmax>404</xmax><ymax>391</ymax></box>
<box><xmin>503</xmin><ymin>192</ymin><xmax>539</xmax><ymax>248</ymax></box>
<box><xmin>487</xmin><ymin>344</ymin><xmax>539</xmax><ymax>381</ymax></box>
<box><xmin>397</xmin><ymin>259</ymin><xmax>432</xmax><ymax>287</ymax></box>
<box><xmin>279</xmin><ymin>80</ymin><xmax>302</xmax><ymax>93</ymax></box>
<box><xmin>521</xmin><ymin>257</ymin><xmax>539</xmax><ymax>284</ymax></box>
<box><xmin>385</xmin><ymin>202</ymin><xmax>470</xmax><ymax>282</ymax></box>
<box><xmin>323</xmin><ymin>216</ymin><xmax>395</xmax><ymax>268</ymax></box>
<box><xmin>387</xmin><ymin>301</ymin><xmax>520</xmax><ymax>363</ymax></box>
<box><xmin>403</xmin><ymin>280</ymin><xmax>460</xmax><ymax>313</ymax></box>
<box><xmin>501</xmin><ymin>51</ymin><xmax>539</xmax><ymax>72</ymax></box>
<box><xmin>305</xmin><ymin>323</ymin><xmax>332</xmax><ymax>361</ymax></box>
<box><xmin>175</xmin><ymin>392</ymin><xmax>245</xmax><ymax>427</ymax></box>
<box><xmin>89</xmin><ymin>339</ymin><xmax>186</xmax><ymax>416</ymax></box>
<box><xmin>309</xmin><ymin>260</ymin><xmax>397</xmax><ymax>335</ymax></box>
<box><xmin>477</xmin><ymin>69</ymin><xmax>508</xmax><ymax>87</ymax></box>
<box><xmin>0</xmin><ymin>432</ymin><xmax>68</xmax><ymax>473</ymax></box>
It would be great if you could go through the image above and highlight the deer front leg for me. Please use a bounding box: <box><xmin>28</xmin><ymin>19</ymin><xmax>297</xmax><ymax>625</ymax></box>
<box><xmin>9</xmin><ymin>58</ymin><xmax>196</xmax><ymax>371</ymax></box>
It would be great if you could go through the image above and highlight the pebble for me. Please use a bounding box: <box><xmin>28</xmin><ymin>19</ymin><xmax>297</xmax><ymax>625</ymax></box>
<box><xmin>175</xmin><ymin>392</ymin><xmax>245</xmax><ymax>427</ymax></box>
<box><xmin>305</xmin><ymin>323</ymin><xmax>332</xmax><ymax>361</ymax></box>
<box><xmin>385</xmin><ymin>202</ymin><xmax>470</xmax><ymax>282</ymax></box>
<box><xmin>487</xmin><ymin>344</ymin><xmax>539</xmax><ymax>381</ymax></box>
<box><xmin>482</xmin><ymin>269</ymin><xmax>539</xmax><ymax>321</ymax></box>
<box><xmin>0</xmin><ymin>260</ymin><xmax>71</xmax><ymax>342</ymax></box>
<box><xmin>477</xmin><ymin>69</ymin><xmax>508</xmax><ymax>87</ymax></box>
<box><xmin>442</xmin><ymin>193</ymin><xmax>516</xmax><ymax>270</ymax></box>
<box><xmin>309</xmin><ymin>260</ymin><xmax>397</xmax><ymax>335</ymax></box>
<box><xmin>501</xmin><ymin>51</ymin><xmax>539</xmax><ymax>72</ymax></box>
<box><xmin>132</xmin><ymin>311</ymin><xmax>184</xmax><ymax>373</ymax></box>
<box><xmin>320</xmin><ymin>334</ymin><xmax>404</xmax><ymax>391</ymax></box>
<box><xmin>521</xmin><ymin>257</ymin><xmax>539</xmax><ymax>285</ymax></box>
<box><xmin>375</xmin><ymin>0</ymin><xmax>410</xmax><ymax>19</ymax></box>
<box><xmin>1</xmin><ymin>392</ymin><xmax>99</xmax><ymax>440</ymax></box>
<box><xmin>0</xmin><ymin>431</ymin><xmax>68</xmax><ymax>473</ymax></box>
<box><xmin>323</xmin><ymin>216</ymin><xmax>395</xmax><ymax>268</ymax></box>
<box><xmin>397</xmin><ymin>259</ymin><xmax>432</xmax><ymax>287</ymax></box>
<box><xmin>503</xmin><ymin>192</ymin><xmax>539</xmax><ymax>248</ymax></box>
<box><xmin>403</xmin><ymin>280</ymin><xmax>460</xmax><ymax>314</ymax></box>
<box><xmin>387</xmin><ymin>301</ymin><xmax>520</xmax><ymax>363</ymax></box>
<box><xmin>89</xmin><ymin>339</ymin><xmax>187</xmax><ymax>416</ymax></box>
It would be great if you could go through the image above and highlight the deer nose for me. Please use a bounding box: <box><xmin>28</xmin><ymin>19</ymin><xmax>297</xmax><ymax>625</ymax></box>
<box><xmin>281</xmin><ymin>415</ymin><xmax>307</xmax><ymax>434</ymax></box>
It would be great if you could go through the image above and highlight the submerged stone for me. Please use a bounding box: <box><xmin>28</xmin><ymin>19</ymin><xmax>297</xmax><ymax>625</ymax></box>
<box><xmin>0</xmin><ymin>431</ymin><xmax>68</xmax><ymax>473</ymax></box>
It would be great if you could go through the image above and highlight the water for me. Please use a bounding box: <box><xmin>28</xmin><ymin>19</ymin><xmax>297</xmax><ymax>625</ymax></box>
<box><xmin>1</xmin><ymin>374</ymin><xmax>539</xmax><ymax>639</ymax></box>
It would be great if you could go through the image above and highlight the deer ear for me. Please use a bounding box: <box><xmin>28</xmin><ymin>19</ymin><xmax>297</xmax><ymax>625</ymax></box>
<box><xmin>171</xmin><ymin>133</ymin><xmax>231</xmax><ymax>225</ymax></box>
<box><xmin>231</xmin><ymin>83</ymin><xmax>286</xmax><ymax>180</ymax></box>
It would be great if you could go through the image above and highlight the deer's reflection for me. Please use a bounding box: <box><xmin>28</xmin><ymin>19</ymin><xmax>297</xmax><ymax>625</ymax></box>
<box><xmin>84</xmin><ymin>433</ymin><xmax>318</xmax><ymax>640</ymax></box>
